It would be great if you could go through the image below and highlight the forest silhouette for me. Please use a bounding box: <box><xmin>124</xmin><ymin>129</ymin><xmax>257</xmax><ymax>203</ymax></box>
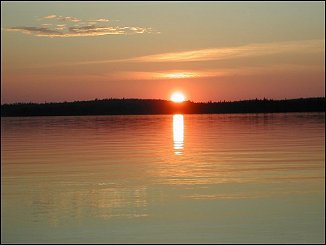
<box><xmin>1</xmin><ymin>97</ymin><xmax>324</xmax><ymax>117</ymax></box>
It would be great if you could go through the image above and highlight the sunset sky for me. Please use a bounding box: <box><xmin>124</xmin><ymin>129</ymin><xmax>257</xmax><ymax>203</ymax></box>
<box><xmin>1</xmin><ymin>1</ymin><xmax>325</xmax><ymax>103</ymax></box>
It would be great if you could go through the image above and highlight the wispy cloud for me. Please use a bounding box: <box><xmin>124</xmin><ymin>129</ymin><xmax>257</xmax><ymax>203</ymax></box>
<box><xmin>55</xmin><ymin>24</ymin><xmax>65</xmax><ymax>30</ymax></box>
<box><xmin>57</xmin><ymin>39</ymin><xmax>323</xmax><ymax>65</ymax></box>
<box><xmin>5</xmin><ymin>14</ymin><xmax>157</xmax><ymax>37</ymax></box>
<box><xmin>117</xmin><ymin>64</ymin><xmax>321</xmax><ymax>81</ymax></box>
<box><xmin>88</xmin><ymin>18</ymin><xmax>110</xmax><ymax>22</ymax></box>
<box><xmin>131</xmin><ymin>39</ymin><xmax>324</xmax><ymax>63</ymax></box>
<box><xmin>42</xmin><ymin>14</ymin><xmax>81</xmax><ymax>22</ymax></box>
<box><xmin>5</xmin><ymin>25</ymin><xmax>154</xmax><ymax>37</ymax></box>
<box><xmin>6</xmin><ymin>27</ymin><xmax>62</xmax><ymax>37</ymax></box>
<box><xmin>67</xmin><ymin>25</ymin><xmax>152</xmax><ymax>36</ymax></box>
<box><xmin>42</xmin><ymin>14</ymin><xmax>57</xmax><ymax>19</ymax></box>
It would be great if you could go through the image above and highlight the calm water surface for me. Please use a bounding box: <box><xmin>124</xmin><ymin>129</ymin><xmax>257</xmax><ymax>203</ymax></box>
<box><xmin>1</xmin><ymin>113</ymin><xmax>325</xmax><ymax>243</ymax></box>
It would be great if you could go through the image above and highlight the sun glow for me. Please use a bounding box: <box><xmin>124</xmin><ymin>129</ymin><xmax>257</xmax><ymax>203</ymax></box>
<box><xmin>171</xmin><ymin>92</ymin><xmax>185</xmax><ymax>103</ymax></box>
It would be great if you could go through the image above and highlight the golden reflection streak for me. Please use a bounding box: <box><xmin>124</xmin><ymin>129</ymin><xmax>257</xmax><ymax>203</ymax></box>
<box><xmin>173</xmin><ymin>114</ymin><xmax>184</xmax><ymax>155</ymax></box>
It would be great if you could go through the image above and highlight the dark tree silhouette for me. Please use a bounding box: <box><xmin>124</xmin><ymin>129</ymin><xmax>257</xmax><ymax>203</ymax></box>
<box><xmin>1</xmin><ymin>97</ymin><xmax>324</xmax><ymax>117</ymax></box>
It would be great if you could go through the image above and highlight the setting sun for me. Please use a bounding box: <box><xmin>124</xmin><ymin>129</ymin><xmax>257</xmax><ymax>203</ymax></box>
<box><xmin>170</xmin><ymin>92</ymin><xmax>186</xmax><ymax>103</ymax></box>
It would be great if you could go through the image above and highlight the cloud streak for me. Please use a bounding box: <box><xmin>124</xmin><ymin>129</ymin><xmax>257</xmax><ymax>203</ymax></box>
<box><xmin>6</xmin><ymin>25</ymin><xmax>153</xmax><ymax>37</ymax></box>
<box><xmin>59</xmin><ymin>39</ymin><xmax>323</xmax><ymax>65</ymax></box>
<box><xmin>132</xmin><ymin>39</ymin><xmax>324</xmax><ymax>63</ymax></box>
<box><xmin>123</xmin><ymin>64</ymin><xmax>323</xmax><ymax>80</ymax></box>
<box><xmin>5</xmin><ymin>14</ymin><xmax>157</xmax><ymax>37</ymax></box>
<box><xmin>89</xmin><ymin>18</ymin><xmax>110</xmax><ymax>22</ymax></box>
<box><xmin>6</xmin><ymin>27</ymin><xmax>62</xmax><ymax>36</ymax></box>
<box><xmin>42</xmin><ymin>14</ymin><xmax>81</xmax><ymax>22</ymax></box>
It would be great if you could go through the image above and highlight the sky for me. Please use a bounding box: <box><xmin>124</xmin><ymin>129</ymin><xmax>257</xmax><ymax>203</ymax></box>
<box><xmin>1</xmin><ymin>1</ymin><xmax>325</xmax><ymax>103</ymax></box>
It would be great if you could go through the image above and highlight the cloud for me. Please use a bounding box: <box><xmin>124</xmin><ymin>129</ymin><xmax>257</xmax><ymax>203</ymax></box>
<box><xmin>43</xmin><ymin>14</ymin><xmax>57</xmax><ymax>19</ymax></box>
<box><xmin>5</xmin><ymin>14</ymin><xmax>157</xmax><ymax>37</ymax></box>
<box><xmin>131</xmin><ymin>40</ymin><xmax>324</xmax><ymax>63</ymax></box>
<box><xmin>100</xmin><ymin>63</ymin><xmax>324</xmax><ymax>82</ymax></box>
<box><xmin>56</xmin><ymin>39</ymin><xmax>322</xmax><ymax>66</ymax></box>
<box><xmin>55</xmin><ymin>24</ymin><xmax>66</xmax><ymax>31</ymax></box>
<box><xmin>41</xmin><ymin>14</ymin><xmax>80</xmax><ymax>22</ymax></box>
<box><xmin>89</xmin><ymin>18</ymin><xmax>110</xmax><ymax>22</ymax></box>
<box><xmin>5</xmin><ymin>27</ymin><xmax>62</xmax><ymax>36</ymax></box>
<box><xmin>5</xmin><ymin>25</ymin><xmax>154</xmax><ymax>37</ymax></box>
<box><xmin>69</xmin><ymin>25</ymin><xmax>152</xmax><ymax>36</ymax></box>
<box><xmin>58</xmin><ymin>16</ymin><xmax>81</xmax><ymax>22</ymax></box>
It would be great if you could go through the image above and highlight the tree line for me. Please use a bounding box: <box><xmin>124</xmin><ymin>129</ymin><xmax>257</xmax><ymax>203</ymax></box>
<box><xmin>1</xmin><ymin>97</ymin><xmax>325</xmax><ymax>117</ymax></box>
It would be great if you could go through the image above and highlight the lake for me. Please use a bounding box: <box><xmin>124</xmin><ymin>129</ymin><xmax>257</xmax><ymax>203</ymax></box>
<box><xmin>1</xmin><ymin>113</ymin><xmax>325</xmax><ymax>243</ymax></box>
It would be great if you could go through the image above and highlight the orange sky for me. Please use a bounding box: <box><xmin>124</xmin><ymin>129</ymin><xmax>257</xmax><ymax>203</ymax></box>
<box><xmin>1</xmin><ymin>2</ymin><xmax>325</xmax><ymax>103</ymax></box>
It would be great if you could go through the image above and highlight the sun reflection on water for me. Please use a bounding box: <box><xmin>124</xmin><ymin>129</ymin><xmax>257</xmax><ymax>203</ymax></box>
<box><xmin>173</xmin><ymin>114</ymin><xmax>184</xmax><ymax>155</ymax></box>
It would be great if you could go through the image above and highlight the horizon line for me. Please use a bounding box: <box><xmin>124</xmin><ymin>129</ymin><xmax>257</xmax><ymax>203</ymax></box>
<box><xmin>1</xmin><ymin>96</ymin><xmax>325</xmax><ymax>106</ymax></box>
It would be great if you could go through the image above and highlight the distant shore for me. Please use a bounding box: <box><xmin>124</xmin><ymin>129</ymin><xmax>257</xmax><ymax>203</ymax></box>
<box><xmin>1</xmin><ymin>97</ymin><xmax>325</xmax><ymax>117</ymax></box>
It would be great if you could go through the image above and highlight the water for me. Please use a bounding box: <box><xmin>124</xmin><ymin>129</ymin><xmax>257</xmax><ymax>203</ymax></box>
<box><xmin>1</xmin><ymin>113</ymin><xmax>325</xmax><ymax>243</ymax></box>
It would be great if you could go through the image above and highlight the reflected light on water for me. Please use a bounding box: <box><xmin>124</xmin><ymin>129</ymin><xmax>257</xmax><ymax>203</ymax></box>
<box><xmin>1</xmin><ymin>113</ymin><xmax>325</xmax><ymax>243</ymax></box>
<box><xmin>173</xmin><ymin>114</ymin><xmax>184</xmax><ymax>155</ymax></box>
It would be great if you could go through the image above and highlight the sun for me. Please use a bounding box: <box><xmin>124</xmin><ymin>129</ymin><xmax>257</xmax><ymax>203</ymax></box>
<box><xmin>170</xmin><ymin>92</ymin><xmax>186</xmax><ymax>103</ymax></box>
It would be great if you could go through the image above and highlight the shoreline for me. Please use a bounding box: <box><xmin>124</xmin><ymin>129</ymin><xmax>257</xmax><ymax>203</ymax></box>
<box><xmin>1</xmin><ymin>97</ymin><xmax>324</xmax><ymax>117</ymax></box>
